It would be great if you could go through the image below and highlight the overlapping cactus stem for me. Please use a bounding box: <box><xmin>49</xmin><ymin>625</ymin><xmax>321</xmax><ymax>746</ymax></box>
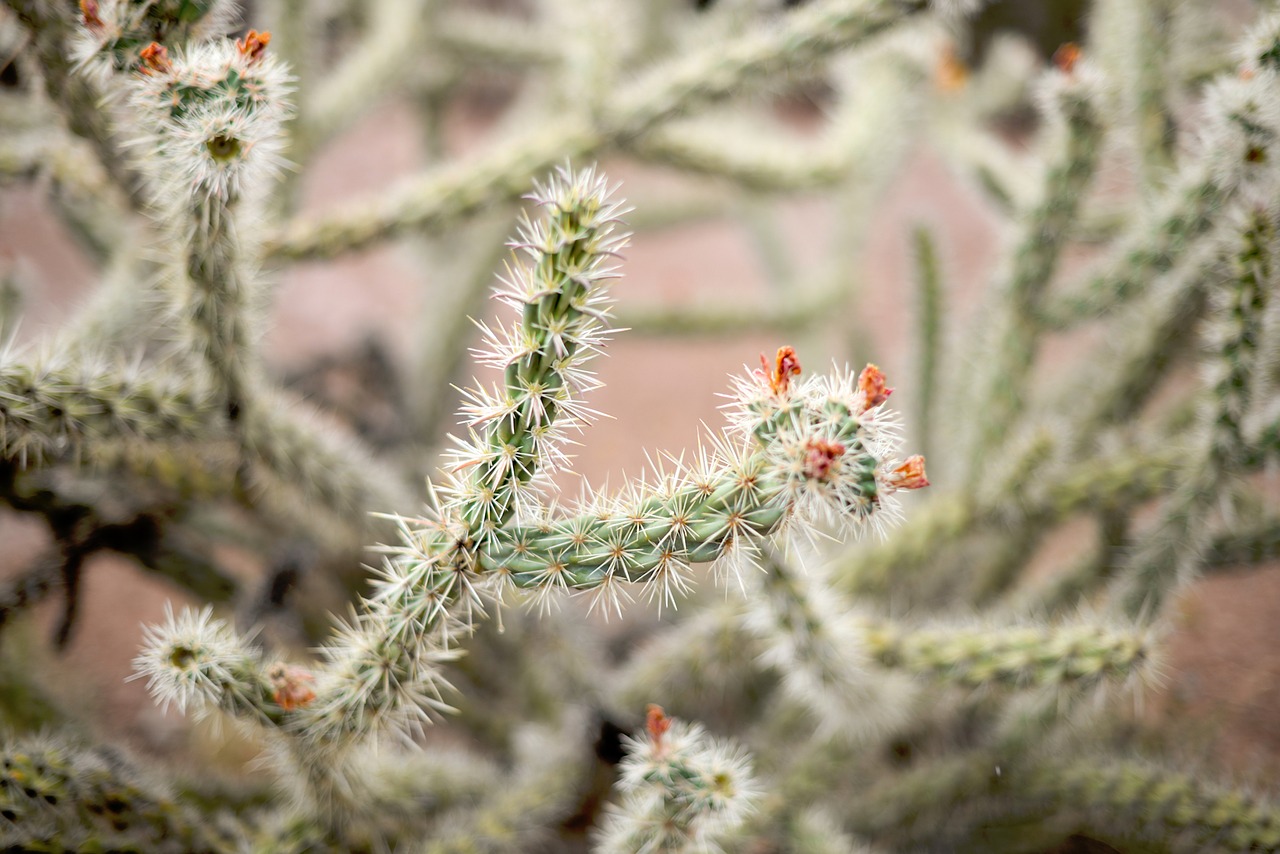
<box><xmin>965</xmin><ymin>45</ymin><xmax>1104</xmax><ymax>471</ymax></box>
<box><xmin>1041</xmin><ymin>14</ymin><xmax>1280</xmax><ymax>329</ymax></box>
<box><xmin>124</xmin><ymin>27</ymin><xmax>290</xmax><ymax>423</ymax></box>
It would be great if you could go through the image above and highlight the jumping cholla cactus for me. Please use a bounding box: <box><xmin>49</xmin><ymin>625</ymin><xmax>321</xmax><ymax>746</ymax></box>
<box><xmin>2</xmin><ymin>0</ymin><xmax>1280</xmax><ymax>851</ymax></box>
<box><xmin>131</xmin><ymin>158</ymin><xmax>930</xmax><ymax>836</ymax></box>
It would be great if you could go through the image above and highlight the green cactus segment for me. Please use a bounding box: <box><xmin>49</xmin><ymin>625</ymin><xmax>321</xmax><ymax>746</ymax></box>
<box><xmin>125</xmin><ymin>39</ymin><xmax>290</xmax><ymax>423</ymax></box>
<box><xmin>484</xmin><ymin>468</ymin><xmax>789</xmax><ymax>586</ymax></box>
<box><xmin>454</xmin><ymin>166</ymin><xmax>629</xmax><ymax>537</ymax></box>
<box><xmin>863</xmin><ymin>622</ymin><xmax>1149</xmax><ymax>689</ymax></box>
<box><xmin>128</xmin><ymin>35</ymin><xmax>290</xmax><ymax>198</ymax></box>
<box><xmin>477</xmin><ymin>419</ymin><xmax>880</xmax><ymax>589</ymax></box>
<box><xmin>133</xmin><ymin>606</ymin><xmax>287</xmax><ymax>727</ymax></box>
<box><xmin>0</xmin><ymin>361</ymin><xmax>215</xmax><ymax>463</ymax></box>
<box><xmin>1113</xmin><ymin>208</ymin><xmax>1276</xmax><ymax>619</ymax></box>
<box><xmin>0</xmin><ymin>738</ymin><xmax>238</xmax><ymax>853</ymax></box>
<box><xmin>1210</xmin><ymin>208</ymin><xmax>1273</xmax><ymax>459</ymax></box>
<box><xmin>185</xmin><ymin>201</ymin><xmax>255</xmax><ymax>422</ymax></box>
<box><xmin>1040</xmin><ymin>173</ymin><xmax>1229</xmax><ymax>328</ymax></box>
<box><xmin>853</xmin><ymin>753</ymin><xmax>1280</xmax><ymax>853</ymax></box>
<box><xmin>1022</xmin><ymin>759</ymin><xmax>1280</xmax><ymax>852</ymax></box>
<box><xmin>970</xmin><ymin>72</ymin><xmax>1103</xmax><ymax>469</ymax></box>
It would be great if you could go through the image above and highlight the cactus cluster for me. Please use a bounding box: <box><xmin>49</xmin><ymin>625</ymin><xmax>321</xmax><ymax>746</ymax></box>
<box><xmin>0</xmin><ymin>0</ymin><xmax>1279</xmax><ymax>851</ymax></box>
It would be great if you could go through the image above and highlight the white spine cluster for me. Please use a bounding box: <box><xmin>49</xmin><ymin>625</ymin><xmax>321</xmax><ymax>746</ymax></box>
<box><xmin>1199</xmin><ymin>13</ymin><xmax>1280</xmax><ymax>205</ymax></box>
<box><xmin>725</xmin><ymin>355</ymin><xmax>927</xmax><ymax>539</ymax></box>
<box><xmin>125</xmin><ymin>32</ymin><xmax>291</xmax><ymax>206</ymax></box>
<box><xmin>132</xmin><ymin>604</ymin><xmax>268</xmax><ymax>719</ymax></box>
<box><xmin>596</xmin><ymin>706</ymin><xmax>761</xmax><ymax>854</ymax></box>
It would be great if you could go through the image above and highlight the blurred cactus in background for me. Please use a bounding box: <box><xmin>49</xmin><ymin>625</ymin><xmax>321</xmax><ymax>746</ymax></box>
<box><xmin>0</xmin><ymin>0</ymin><xmax>1279</xmax><ymax>851</ymax></box>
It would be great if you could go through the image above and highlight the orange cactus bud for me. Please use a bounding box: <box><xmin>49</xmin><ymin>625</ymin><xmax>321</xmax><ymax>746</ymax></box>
<box><xmin>886</xmin><ymin>455</ymin><xmax>930</xmax><ymax>491</ymax></box>
<box><xmin>646</xmin><ymin>704</ymin><xmax>672</xmax><ymax>747</ymax></box>
<box><xmin>803</xmin><ymin>437</ymin><xmax>846</xmax><ymax>482</ymax></box>
<box><xmin>237</xmin><ymin>30</ymin><xmax>272</xmax><ymax>63</ymax></box>
<box><xmin>857</xmin><ymin>364</ymin><xmax>892</xmax><ymax>412</ymax></box>
<box><xmin>268</xmin><ymin>663</ymin><xmax>316</xmax><ymax>712</ymax></box>
<box><xmin>80</xmin><ymin>0</ymin><xmax>104</xmax><ymax>28</ymax></box>
<box><xmin>937</xmin><ymin>43</ymin><xmax>968</xmax><ymax>91</ymax></box>
<box><xmin>1054</xmin><ymin>42</ymin><xmax>1082</xmax><ymax>75</ymax></box>
<box><xmin>139</xmin><ymin>42</ymin><xmax>173</xmax><ymax>75</ymax></box>
<box><xmin>759</xmin><ymin>345</ymin><xmax>802</xmax><ymax>396</ymax></box>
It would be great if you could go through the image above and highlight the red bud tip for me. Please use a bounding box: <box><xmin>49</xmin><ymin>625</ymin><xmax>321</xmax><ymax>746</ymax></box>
<box><xmin>268</xmin><ymin>663</ymin><xmax>316</xmax><ymax>712</ymax></box>
<box><xmin>886</xmin><ymin>455</ymin><xmax>930</xmax><ymax>491</ymax></box>
<box><xmin>803</xmin><ymin>437</ymin><xmax>846</xmax><ymax>482</ymax></box>
<box><xmin>1054</xmin><ymin>42</ymin><xmax>1082</xmax><ymax>75</ymax></box>
<box><xmin>80</xmin><ymin>0</ymin><xmax>104</xmax><ymax>28</ymax></box>
<box><xmin>857</xmin><ymin>364</ymin><xmax>892</xmax><ymax>412</ymax></box>
<box><xmin>937</xmin><ymin>43</ymin><xmax>968</xmax><ymax>91</ymax></box>
<box><xmin>138</xmin><ymin>42</ymin><xmax>172</xmax><ymax>75</ymax></box>
<box><xmin>646</xmin><ymin>704</ymin><xmax>672</xmax><ymax>747</ymax></box>
<box><xmin>759</xmin><ymin>345</ymin><xmax>802</xmax><ymax>396</ymax></box>
<box><xmin>237</xmin><ymin>30</ymin><xmax>272</xmax><ymax>63</ymax></box>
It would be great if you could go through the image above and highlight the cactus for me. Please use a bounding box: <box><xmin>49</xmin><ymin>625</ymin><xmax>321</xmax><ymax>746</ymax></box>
<box><xmin>0</xmin><ymin>0</ymin><xmax>1279</xmax><ymax>851</ymax></box>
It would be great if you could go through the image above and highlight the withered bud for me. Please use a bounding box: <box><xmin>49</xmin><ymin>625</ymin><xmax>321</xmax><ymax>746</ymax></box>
<box><xmin>646</xmin><ymin>704</ymin><xmax>672</xmax><ymax>750</ymax></box>
<box><xmin>237</xmin><ymin>30</ymin><xmax>272</xmax><ymax>63</ymax></box>
<box><xmin>1054</xmin><ymin>42</ymin><xmax>1082</xmax><ymax>75</ymax></box>
<box><xmin>80</xmin><ymin>0</ymin><xmax>104</xmax><ymax>28</ymax></box>
<box><xmin>268</xmin><ymin>663</ymin><xmax>316</xmax><ymax>712</ymax></box>
<box><xmin>139</xmin><ymin>43</ymin><xmax>172</xmax><ymax>75</ymax></box>
<box><xmin>857</xmin><ymin>364</ymin><xmax>892</xmax><ymax>412</ymax></box>
<box><xmin>803</xmin><ymin>437</ymin><xmax>846</xmax><ymax>482</ymax></box>
<box><xmin>937</xmin><ymin>42</ymin><xmax>968</xmax><ymax>92</ymax></box>
<box><xmin>885</xmin><ymin>455</ymin><xmax>930</xmax><ymax>491</ymax></box>
<box><xmin>760</xmin><ymin>345</ymin><xmax>802</xmax><ymax>396</ymax></box>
